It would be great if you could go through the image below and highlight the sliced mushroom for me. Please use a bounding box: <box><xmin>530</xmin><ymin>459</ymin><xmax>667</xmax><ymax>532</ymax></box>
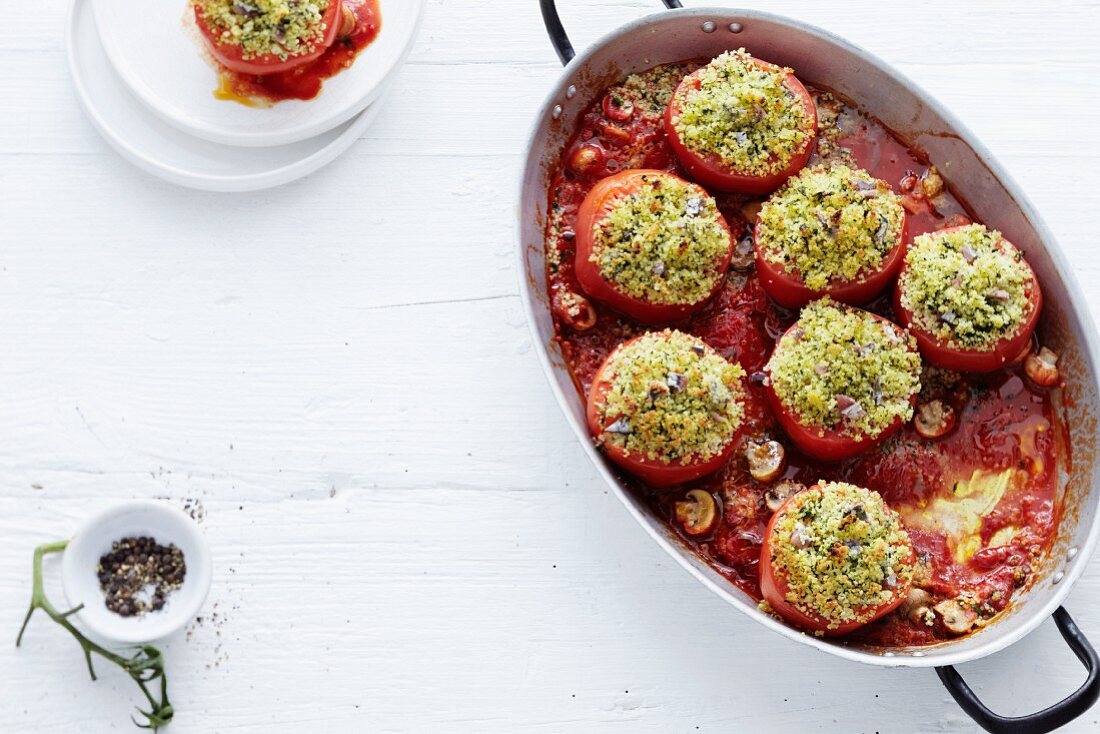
<box><xmin>232</xmin><ymin>2</ymin><xmax>257</xmax><ymax>15</ymax></box>
<box><xmin>914</xmin><ymin>399</ymin><xmax>956</xmax><ymax>440</ymax></box>
<box><xmin>339</xmin><ymin>4</ymin><xmax>357</xmax><ymax>37</ymax></box>
<box><xmin>604</xmin><ymin>418</ymin><xmax>631</xmax><ymax>436</ymax></box>
<box><xmin>745</xmin><ymin>439</ymin><xmax>786</xmax><ymax>483</ymax></box>
<box><xmin>764</xmin><ymin>480</ymin><xmax>804</xmax><ymax>513</ymax></box>
<box><xmin>934</xmin><ymin>598</ymin><xmax>977</xmax><ymax>635</ymax></box>
<box><xmin>555</xmin><ymin>292</ymin><xmax>597</xmax><ymax>332</ymax></box>
<box><xmin>748</xmin><ymin>370</ymin><xmax>770</xmax><ymax>388</ymax></box>
<box><xmin>1024</xmin><ymin>346</ymin><xmax>1060</xmax><ymax>387</ymax></box>
<box><xmin>790</xmin><ymin>522</ymin><xmax>813</xmax><ymax>548</ymax></box>
<box><xmin>674</xmin><ymin>489</ymin><xmax>718</xmax><ymax>536</ymax></box>
<box><xmin>897</xmin><ymin>588</ymin><xmax>934</xmax><ymax>625</ymax></box>
<box><xmin>835</xmin><ymin>395</ymin><xmax>866</xmax><ymax>422</ymax></box>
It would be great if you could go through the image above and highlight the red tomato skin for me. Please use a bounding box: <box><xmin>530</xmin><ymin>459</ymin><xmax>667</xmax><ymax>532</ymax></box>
<box><xmin>759</xmin><ymin>487</ymin><xmax>913</xmax><ymax>635</ymax></box>
<box><xmin>754</xmin><ymin>211</ymin><xmax>910</xmax><ymax>310</ymax></box>
<box><xmin>194</xmin><ymin>0</ymin><xmax>342</xmax><ymax>76</ymax></box>
<box><xmin>765</xmin><ymin>382</ymin><xmax>907</xmax><ymax>461</ymax></box>
<box><xmin>664</xmin><ymin>62</ymin><xmax>818</xmax><ymax>194</ymax></box>
<box><xmin>575</xmin><ymin>170</ymin><xmax>734</xmax><ymax>324</ymax></box>
<box><xmin>585</xmin><ymin>338</ymin><xmax>739</xmax><ymax>487</ymax></box>
<box><xmin>763</xmin><ymin>316</ymin><xmax>915</xmax><ymax>461</ymax></box>
<box><xmin>893</xmin><ymin>227</ymin><xmax>1042</xmax><ymax>373</ymax></box>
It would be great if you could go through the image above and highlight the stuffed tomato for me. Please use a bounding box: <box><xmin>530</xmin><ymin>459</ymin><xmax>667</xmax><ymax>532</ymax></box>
<box><xmin>761</xmin><ymin>481</ymin><xmax>915</xmax><ymax>635</ymax></box>
<box><xmin>894</xmin><ymin>224</ymin><xmax>1042</xmax><ymax>372</ymax></box>
<box><xmin>575</xmin><ymin>170</ymin><xmax>734</xmax><ymax>323</ymax></box>
<box><xmin>764</xmin><ymin>299</ymin><xmax>922</xmax><ymax>461</ymax></box>
<box><xmin>586</xmin><ymin>330</ymin><xmax>747</xmax><ymax>487</ymax></box>
<box><xmin>664</xmin><ymin>49</ymin><xmax>817</xmax><ymax>194</ymax></box>
<box><xmin>754</xmin><ymin>165</ymin><xmax>908</xmax><ymax>309</ymax></box>
<box><xmin>192</xmin><ymin>0</ymin><xmax>344</xmax><ymax>76</ymax></box>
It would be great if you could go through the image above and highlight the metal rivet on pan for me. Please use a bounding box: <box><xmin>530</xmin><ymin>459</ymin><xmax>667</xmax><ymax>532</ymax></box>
<box><xmin>1053</xmin><ymin>571</ymin><xmax>1065</xmax><ymax>584</ymax></box>
<box><xmin>729</xmin><ymin>22</ymin><xmax>744</xmax><ymax>33</ymax></box>
<box><xmin>1067</xmin><ymin>546</ymin><xmax>1079</xmax><ymax>560</ymax></box>
<box><xmin>552</xmin><ymin>105</ymin><xmax>562</xmax><ymax>120</ymax></box>
<box><xmin>566</xmin><ymin>85</ymin><xmax>577</xmax><ymax>99</ymax></box>
<box><xmin>701</xmin><ymin>21</ymin><xmax>717</xmax><ymax>33</ymax></box>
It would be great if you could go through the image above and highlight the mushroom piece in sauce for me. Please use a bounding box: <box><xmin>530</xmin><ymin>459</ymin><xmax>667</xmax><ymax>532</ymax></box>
<box><xmin>764</xmin><ymin>480</ymin><xmax>804</xmax><ymax>513</ymax></box>
<box><xmin>914</xmin><ymin>399</ymin><xmax>956</xmax><ymax>440</ymax></box>
<box><xmin>744</xmin><ymin>439</ymin><xmax>786</xmax><ymax>483</ymax></box>
<box><xmin>934</xmin><ymin>598</ymin><xmax>977</xmax><ymax>635</ymax></box>
<box><xmin>674</xmin><ymin>489</ymin><xmax>718</xmax><ymax>536</ymax></box>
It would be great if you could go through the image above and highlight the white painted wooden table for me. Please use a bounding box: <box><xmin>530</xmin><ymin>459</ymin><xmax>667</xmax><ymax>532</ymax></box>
<box><xmin>2</xmin><ymin>1</ymin><xmax>1100</xmax><ymax>731</ymax></box>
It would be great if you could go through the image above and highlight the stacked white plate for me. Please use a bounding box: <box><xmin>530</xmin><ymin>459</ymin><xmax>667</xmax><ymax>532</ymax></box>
<box><xmin>67</xmin><ymin>0</ymin><xmax>424</xmax><ymax>191</ymax></box>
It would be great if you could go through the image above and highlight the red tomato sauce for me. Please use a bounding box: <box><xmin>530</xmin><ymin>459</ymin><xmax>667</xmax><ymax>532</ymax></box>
<box><xmin>212</xmin><ymin>0</ymin><xmax>382</xmax><ymax>105</ymax></box>
<box><xmin>543</xmin><ymin>63</ymin><xmax>1063</xmax><ymax>647</ymax></box>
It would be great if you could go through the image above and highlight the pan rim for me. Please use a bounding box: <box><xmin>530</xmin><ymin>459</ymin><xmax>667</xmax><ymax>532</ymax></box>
<box><xmin>515</xmin><ymin>5</ymin><xmax>1100</xmax><ymax>668</ymax></box>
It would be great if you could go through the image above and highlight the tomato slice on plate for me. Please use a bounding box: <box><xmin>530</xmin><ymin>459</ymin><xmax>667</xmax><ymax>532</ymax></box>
<box><xmin>194</xmin><ymin>0</ymin><xmax>343</xmax><ymax>76</ymax></box>
<box><xmin>894</xmin><ymin>226</ymin><xmax>1042</xmax><ymax>373</ymax></box>
<box><xmin>664</xmin><ymin>59</ymin><xmax>817</xmax><ymax>195</ymax></box>
<box><xmin>574</xmin><ymin>169</ymin><xmax>734</xmax><ymax>324</ymax></box>
<box><xmin>754</xmin><ymin>212</ymin><xmax>909</xmax><ymax>310</ymax></box>
<box><xmin>759</xmin><ymin>484</ymin><xmax>914</xmax><ymax>635</ymax></box>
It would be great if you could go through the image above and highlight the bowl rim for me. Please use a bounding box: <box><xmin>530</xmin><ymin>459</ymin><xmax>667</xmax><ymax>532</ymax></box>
<box><xmin>61</xmin><ymin>499</ymin><xmax>213</xmax><ymax>644</ymax></box>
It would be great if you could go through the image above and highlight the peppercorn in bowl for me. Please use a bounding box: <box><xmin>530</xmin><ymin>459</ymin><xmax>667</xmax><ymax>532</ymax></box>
<box><xmin>60</xmin><ymin>500</ymin><xmax>213</xmax><ymax>644</ymax></box>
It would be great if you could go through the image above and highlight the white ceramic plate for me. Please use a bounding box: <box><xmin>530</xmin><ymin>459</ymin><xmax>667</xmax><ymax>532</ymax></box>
<box><xmin>89</xmin><ymin>0</ymin><xmax>422</xmax><ymax>147</ymax></box>
<box><xmin>61</xmin><ymin>500</ymin><xmax>213</xmax><ymax>644</ymax></box>
<box><xmin>68</xmin><ymin>0</ymin><xmax>385</xmax><ymax>192</ymax></box>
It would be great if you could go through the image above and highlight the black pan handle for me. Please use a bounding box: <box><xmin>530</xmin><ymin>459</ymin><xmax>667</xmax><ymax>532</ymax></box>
<box><xmin>937</xmin><ymin>607</ymin><xmax>1100</xmax><ymax>733</ymax></box>
<box><xmin>539</xmin><ymin>0</ymin><xmax>683</xmax><ymax>65</ymax></box>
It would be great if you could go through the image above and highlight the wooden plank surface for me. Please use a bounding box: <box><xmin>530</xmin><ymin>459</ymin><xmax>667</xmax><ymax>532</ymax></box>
<box><xmin>1</xmin><ymin>0</ymin><xmax>1099</xmax><ymax>731</ymax></box>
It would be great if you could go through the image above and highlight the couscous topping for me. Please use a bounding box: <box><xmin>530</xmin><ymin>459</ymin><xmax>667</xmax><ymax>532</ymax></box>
<box><xmin>591</xmin><ymin>173</ymin><xmax>731</xmax><ymax>305</ymax></box>
<box><xmin>770</xmin><ymin>482</ymin><xmax>912</xmax><ymax>628</ymax></box>
<box><xmin>767</xmin><ymin>299</ymin><xmax>921</xmax><ymax>439</ymax></box>
<box><xmin>756</xmin><ymin>165</ymin><xmax>905</xmax><ymax>290</ymax></box>
<box><xmin>898</xmin><ymin>224</ymin><xmax>1034</xmax><ymax>350</ymax></box>
<box><xmin>195</xmin><ymin>0</ymin><xmax>331</xmax><ymax>61</ymax></box>
<box><xmin>670</xmin><ymin>49</ymin><xmax>815</xmax><ymax>176</ymax></box>
<box><xmin>595</xmin><ymin>331</ymin><xmax>746</xmax><ymax>463</ymax></box>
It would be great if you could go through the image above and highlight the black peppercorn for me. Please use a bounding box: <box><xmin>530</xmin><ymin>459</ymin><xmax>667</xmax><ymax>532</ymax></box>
<box><xmin>97</xmin><ymin>536</ymin><xmax>187</xmax><ymax>618</ymax></box>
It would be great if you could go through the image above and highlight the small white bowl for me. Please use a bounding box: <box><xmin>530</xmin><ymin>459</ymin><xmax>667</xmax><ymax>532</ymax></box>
<box><xmin>61</xmin><ymin>500</ymin><xmax>212</xmax><ymax>644</ymax></box>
